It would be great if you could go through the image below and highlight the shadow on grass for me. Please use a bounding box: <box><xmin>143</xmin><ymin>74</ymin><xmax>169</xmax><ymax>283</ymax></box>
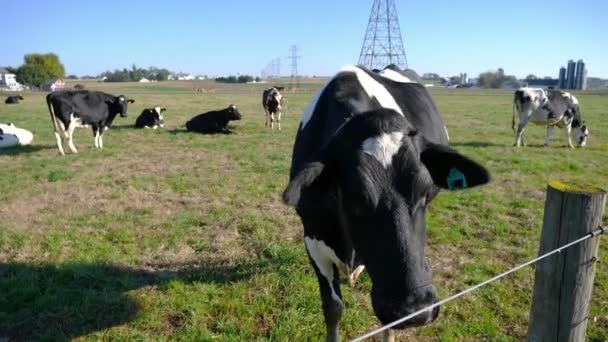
<box><xmin>0</xmin><ymin>257</ymin><xmax>278</xmax><ymax>341</ymax></box>
<box><xmin>0</xmin><ymin>144</ymin><xmax>56</xmax><ymax>156</ymax></box>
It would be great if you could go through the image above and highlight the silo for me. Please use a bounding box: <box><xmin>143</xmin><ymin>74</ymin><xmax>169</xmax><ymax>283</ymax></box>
<box><xmin>575</xmin><ymin>59</ymin><xmax>586</xmax><ymax>90</ymax></box>
<box><xmin>558</xmin><ymin>67</ymin><xmax>567</xmax><ymax>89</ymax></box>
<box><xmin>566</xmin><ymin>59</ymin><xmax>576</xmax><ymax>89</ymax></box>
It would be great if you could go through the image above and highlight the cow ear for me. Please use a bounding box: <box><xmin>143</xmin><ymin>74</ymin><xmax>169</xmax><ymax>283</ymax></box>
<box><xmin>160</xmin><ymin>108</ymin><xmax>166</xmax><ymax>112</ymax></box>
<box><xmin>421</xmin><ymin>142</ymin><xmax>490</xmax><ymax>190</ymax></box>
<box><xmin>282</xmin><ymin>162</ymin><xmax>326</xmax><ymax>207</ymax></box>
<box><xmin>128</xmin><ymin>99</ymin><xmax>135</xmax><ymax>103</ymax></box>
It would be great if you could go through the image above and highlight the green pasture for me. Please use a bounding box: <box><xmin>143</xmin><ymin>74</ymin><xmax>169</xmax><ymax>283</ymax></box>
<box><xmin>0</xmin><ymin>80</ymin><xmax>606</xmax><ymax>341</ymax></box>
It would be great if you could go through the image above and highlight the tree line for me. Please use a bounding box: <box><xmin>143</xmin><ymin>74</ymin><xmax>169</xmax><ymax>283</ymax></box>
<box><xmin>99</xmin><ymin>65</ymin><xmax>172</xmax><ymax>82</ymax></box>
<box><xmin>215</xmin><ymin>75</ymin><xmax>261</xmax><ymax>84</ymax></box>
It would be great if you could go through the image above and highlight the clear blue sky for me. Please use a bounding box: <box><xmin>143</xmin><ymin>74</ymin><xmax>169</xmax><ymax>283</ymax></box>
<box><xmin>5</xmin><ymin>0</ymin><xmax>607</xmax><ymax>78</ymax></box>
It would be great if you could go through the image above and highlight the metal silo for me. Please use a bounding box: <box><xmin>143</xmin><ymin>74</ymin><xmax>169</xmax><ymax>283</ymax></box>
<box><xmin>566</xmin><ymin>60</ymin><xmax>576</xmax><ymax>89</ymax></box>
<box><xmin>558</xmin><ymin>67</ymin><xmax>567</xmax><ymax>89</ymax></box>
<box><xmin>575</xmin><ymin>59</ymin><xmax>586</xmax><ymax>90</ymax></box>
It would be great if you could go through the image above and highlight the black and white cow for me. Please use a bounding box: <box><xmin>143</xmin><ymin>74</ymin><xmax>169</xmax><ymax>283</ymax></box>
<box><xmin>46</xmin><ymin>90</ymin><xmax>134</xmax><ymax>155</ymax></box>
<box><xmin>262</xmin><ymin>87</ymin><xmax>284</xmax><ymax>130</ymax></box>
<box><xmin>185</xmin><ymin>104</ymin><xmax>242</xmax><ymax>134</ymax></box>
<box><xmin>135</xmin><ymin>107</ymin><xmax>165</xmax><ymax>129</ymax></box>
<box><xmin>5</xmin><ymin>95</ymin><xmax>24</xmax><ymax>104</ymax></box>
<box><xmin>512</xmin><ymin>87</ymin><xmax>589</xmax><ymax>148</ymax></box>
<box><xmin>283</xmin><ymin>65</ymin><xmax>490</xmax><ymax>342</ymax></box>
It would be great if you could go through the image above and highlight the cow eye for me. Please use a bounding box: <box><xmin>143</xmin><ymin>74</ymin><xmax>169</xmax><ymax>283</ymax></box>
<box><xmin>407</xmin><ymin>129</ymin><xmax>418</xmax><ymax>137</ymax></box>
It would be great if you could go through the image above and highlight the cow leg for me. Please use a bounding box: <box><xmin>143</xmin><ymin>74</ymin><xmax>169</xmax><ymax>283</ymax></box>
<box><xmin>277</xmin><ymin>111</ymin><xmax>282</xmax><ymax>131</ymax></box>
<box><xmin>66</xmin><ymin>121</ymin><xmax>78</xmax><ymax>154</ymax></box>
<box><xmin>514</xmin><ymin>123</ymin><xmax>526</xmax><ymax>147</ymax></box>
<box><xmin>383</xmin><ymin>330</ymin><xmax>395</xmax><ymax>342</ymax></box>
<box><xmin>98</xmin><ymin>126</ymin><xmax>105</xmax><ymax>149</ymax></box>
<box><xmin>564</xmin><ymin>125</ymin><xmax>574</xmax><ymax>148</ymax></box>
<box><xmin>307</xmin><ymin>250</ymin><xmax>343</xmax><ymax>342</ymax></box>
<box><xmin>264</xmin><ymin>109</ymin><xmax>269</xmax><ymax>127</ymax></box>
<box><xmin>93</xmin><ymin>127</ymin><xmax>100</xmax><ymax>148</ymax></box>
<box><xmin>54</xmin><ymin>131</ymin><xmax>66</xmax><ymax>155</ymax></box>
<box><xmin>545</xmin><ymin>126</ymin><xmax>554</xmax><ymax>146</ymax></box>
<box><xmin>53</xmin><ymin>119</ymin><xmax>67</xmax><ymax>155</ymax></box>
<box><xmin>270</xmin><ymin>113</ymin><xmax>275</xmax><ymax>130</ymax></box>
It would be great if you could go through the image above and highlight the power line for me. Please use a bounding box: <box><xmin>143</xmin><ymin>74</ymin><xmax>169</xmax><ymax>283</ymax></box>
<box><xmin>288</xmin><ymin>45</ymin><xmax>301</xmax><ymax>89</ymax></box>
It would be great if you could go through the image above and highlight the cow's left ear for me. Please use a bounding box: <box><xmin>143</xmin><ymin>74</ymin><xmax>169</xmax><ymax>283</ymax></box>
<box><xmin>160</xmin><ymin>108</ymin><xmax>166</xmax><ymax>112</ymax></box>
<box><xmin>128</xmin><ymin>99</ymin><xmax>135</xmax><ymax>103</ymax></box>
<box><xmin>421</xmin><ymin>142</ymin><xmax>490</xmax><ymax>190</ymax></box>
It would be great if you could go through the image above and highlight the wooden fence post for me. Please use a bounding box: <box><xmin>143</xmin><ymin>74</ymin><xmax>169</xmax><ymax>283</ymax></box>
<box><xmin>527</xmin><ymin>180</ymin><xmax>606</xmax><ymax>342</ymax></box>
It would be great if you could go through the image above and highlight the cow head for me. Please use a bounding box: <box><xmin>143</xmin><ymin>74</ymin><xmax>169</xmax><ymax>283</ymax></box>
<box><xmin>114</xmin><ymin>95</ymin><xmax>135</xmax><ymax>117</ymax></box>
<box><xmin>154</xmin><ymin>107</ymin><xmax>166</xmax><ymax>127</ymax></box>
<box><xmin>227</xmin><ymin>104</ymin><xmax>242</xmax><ymax>121</ymax></box>
<box><xmin>283</xmin><ymin>109</ymin><xmax>490</xmax><ymax>327</ymax></box>
<box><xmin>18</xmin><ymin>94</ymin><xmax>24</xmax><ymax>100</ymax></box>
<box><xmin>572</xmin><ymin>119</ymin><xmax>589</xmax><ymax>147</ymax></box>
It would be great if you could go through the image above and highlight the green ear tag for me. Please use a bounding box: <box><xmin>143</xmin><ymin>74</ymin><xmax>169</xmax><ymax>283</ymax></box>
<box><xmin>447</xmin><ymin>168</ymin><xmax>467</xmax><ymax>190</ymax></box>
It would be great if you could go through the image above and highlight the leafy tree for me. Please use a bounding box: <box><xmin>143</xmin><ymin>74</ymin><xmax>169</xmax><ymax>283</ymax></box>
<box><xmin>478</xmin><ymin>68</ymin><xmax>518</xmax><ymax>88</ymax></box>
<box><xmin>526</xmin><ymin>74</ymin><xmax>537</xmax><ymax>80</ymax></box>
<box><xmin>23</xmin><ymin>53</ymin><xmax>65</xmax><ymax>79</ymax></box>
<box><xmin>14</xmin><ymin>53</ymin><xmax>66</xmax><ymax>87</ymax></box>
<box><xmin>154</xmin><ymin>69</ymin><xmax>171</xmax><ymax>81</ymax></box>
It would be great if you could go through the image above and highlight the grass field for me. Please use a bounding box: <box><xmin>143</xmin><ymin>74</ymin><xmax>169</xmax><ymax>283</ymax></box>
<box><xmin>1</xmin><ymin>80</ymin><xmax>607</xmax><ymax>341</ymax></box>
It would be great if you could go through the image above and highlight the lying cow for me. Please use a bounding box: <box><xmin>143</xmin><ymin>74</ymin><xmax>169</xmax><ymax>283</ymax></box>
<box><xmin>185</xmin><ymin>104</ymin><xmax>242</xmax><ymax>134</ymax></box>
<box><xmin>135</xmin><ymin>107</ymin><xmax>165</xmax><ymax>129</ymax></box>
<box><xmin>5</xmin><ymin>95</ymin><xmax>24</xmax><ymax>104</ymax></box>
<box><xmin>512</xmin><ymin>87</ymin><xmax>589</xmax><ymax>148</ymax></box>
<box><xmin>46</xmin><ymin>90</ymin><xmax>134</xmax><ymax>155</ymax></box>
<box><xmin>0</xmin><ymin>123</ymin><xmax>33</xmax><ymax>146</ymax></box>
<box><xmin>262</xmin><ymin>87</ymin><xmax>284</xmax><ymax>130</ymax></box>
<box><xmin>283</xmin><ymin>65</ymin><xmax>490</xmax><ymax>342</ymax></box>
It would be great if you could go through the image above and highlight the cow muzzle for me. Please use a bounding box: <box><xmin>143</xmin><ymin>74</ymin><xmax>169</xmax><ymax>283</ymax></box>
<box><xmin>371</xmin><ymin>284</ymin><xmax>439</xmax><ymax>328</ymax></box>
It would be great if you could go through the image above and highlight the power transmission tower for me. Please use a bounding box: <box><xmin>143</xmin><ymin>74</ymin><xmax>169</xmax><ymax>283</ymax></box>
<box><xmin>358</xmin><ymin>0</ymin><xmax>408</xmax><ymax>70</ymax></box>
<box><xmin>288</xmin><ymin>45</ymin><xmax>301</xmax><ymax>89</ymax></box>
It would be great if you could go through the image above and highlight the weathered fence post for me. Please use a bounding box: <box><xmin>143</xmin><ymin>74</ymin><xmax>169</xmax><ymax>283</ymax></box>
<box><xmin>527</xmin><ymin>180</ymin><xmax>606</xmax><ymax>342</ymax></box>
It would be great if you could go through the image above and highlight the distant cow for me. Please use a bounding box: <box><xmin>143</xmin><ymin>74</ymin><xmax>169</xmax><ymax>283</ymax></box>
<box><xmin>512</xmin><ymin>87</ymin><xmax>588</xmax><ymax>147</ymax></box>
<box><xmin>284</xmin><ymin>65</ymin><xmax>490</xmax><ymax>341</ymax></box>
<box><xmin>135</xmin><ymin>107</ymin><xmax>166</xmax><ymax>129</ymax></box>
<box><xmin>263</xmin><ymin>87</ymin><xmax>284</xmax><ymax>130</ymax></box>
<box><xmin>186</xmin><ymin>105</ymin><xmax>242</xmax><ymax>134</ymax></box>
<box><xmin>46</xmin><ymin>90</ymin><xmax>134</xmax><ymax>155</ymax></box>
<box><xmin>5</xmin><ymin>95</ymin><xmax>24</xmax><ymax>104</ymax></box>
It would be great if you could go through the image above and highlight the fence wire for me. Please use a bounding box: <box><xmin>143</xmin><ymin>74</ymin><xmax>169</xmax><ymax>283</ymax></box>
<box><xmin>351</xmin><ymin>225</ymin><xmax>606</xmax><ymax>342</ymax></box>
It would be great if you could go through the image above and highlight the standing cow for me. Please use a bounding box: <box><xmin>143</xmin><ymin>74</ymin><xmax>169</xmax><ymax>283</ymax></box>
<box><xmin>262</xmin><ymin>87</ymin><xmax>284</xmax><ymax>130</ymax></box>
<box><xmin>283</xmin><ymin>65</ymin><xmax>490</xmax><ymax>342</ymax></box>
<box><xmin>512</xmin><ymin>87</ymin><xmax>589</xmax><ymax>148</ymax></box>
<box><xmin>46</xmin><ymin>90</ymin><xmax>134</xmax><ymax>155</ymax></box>
<box><xmin>5</xmin><ymin>95</ymin><xmax>24</xmax><ymax>104</ymax></box>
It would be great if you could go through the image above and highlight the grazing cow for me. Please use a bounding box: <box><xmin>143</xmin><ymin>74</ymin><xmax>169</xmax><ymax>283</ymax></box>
<box><xmin>263</xmin><ymin>87</ymin><xmax>284</xmax><ymax>130</ymax></box>
<box><xmin>135</xmin><ymin>107</ymin><xmax>166</xmax><ymax>129</ymax></box>
<box><xmin>185</xmin><ymin>104</ymin><xmax>242</xmax><ymax>134</ymax></box>
<box><xmin>512</xmin><ymin>87</ymin><xmax>589</xmax><ymax>148</ymax></box>
<box><xmin>5</xmin><ymin>95</ymin><xmax>24</xmax><ymax>104</ymax></box>
<box><xmin>0</xmin><ymin>123</ymin><xmax>33</xmax><ymax>146</ymax></box>
<box><xmin>46</xmin><ymin>90</ymin><xmax>134</xmax><ymax>155</ymax></box>
<box><xmin>283</xmin><ymin>65</ymin><xmax>490</xmax><ymax>342</ymax></box>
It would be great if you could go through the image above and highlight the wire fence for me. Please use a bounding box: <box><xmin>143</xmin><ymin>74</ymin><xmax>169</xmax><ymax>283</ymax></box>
<box><xmin>351</xmin><ymin>225</ymin><xmax>607</xmax><ymax>342</ymax></box>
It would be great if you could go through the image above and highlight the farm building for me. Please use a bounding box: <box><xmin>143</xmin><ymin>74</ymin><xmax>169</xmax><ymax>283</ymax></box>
<box><xmin>0</xmin><ymin>68</ymin><xmax>24</xmax><ymax>91</ymax></box>
<box><xmin>43</xmin><ymin>79</ymin><xmax>65</xmax><ymax>91</ymax></box>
